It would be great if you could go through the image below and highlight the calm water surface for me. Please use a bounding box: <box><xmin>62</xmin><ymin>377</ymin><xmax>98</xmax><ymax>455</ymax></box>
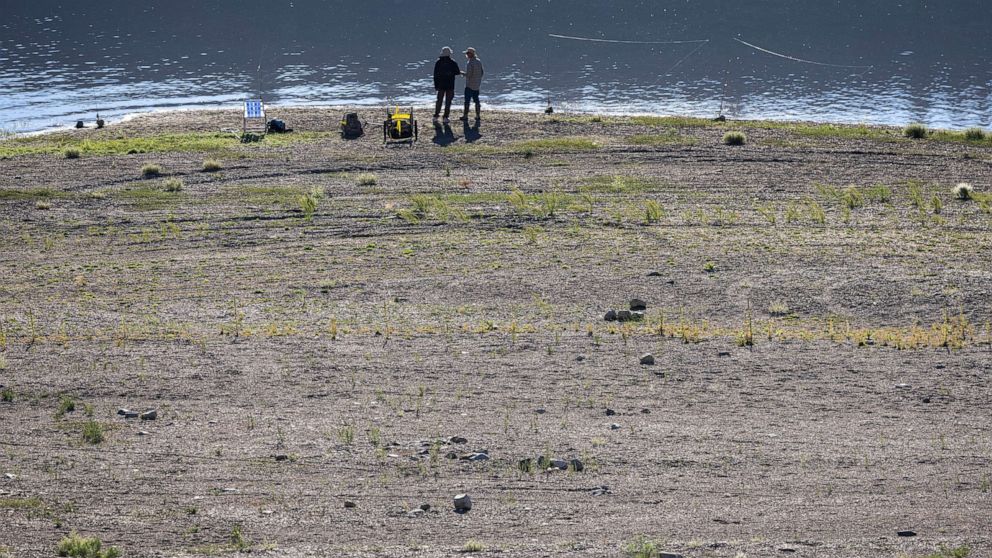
<box><xmin>2</xmin><ymin>1</ymin><xmax>990</xmax><ymax>132</ymax></box>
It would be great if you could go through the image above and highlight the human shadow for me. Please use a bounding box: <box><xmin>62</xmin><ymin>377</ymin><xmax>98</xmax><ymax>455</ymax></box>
<box><xmin>462</xmin><ymin>119</ymin><xmax>482</xmax><ymax>143</ymax></box>
<box><xmin>432</xmin><ymin>122</ymin><xmax>457</xmax><ymax>146</ymax></box>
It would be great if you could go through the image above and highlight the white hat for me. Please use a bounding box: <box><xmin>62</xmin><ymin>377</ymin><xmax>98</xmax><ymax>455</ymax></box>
<box><xmin>464</xmin><ymin>47</ymin><xmax>477</xmax><ymax>55</ymax></box>
<box><xmin>440</xmin><ymin>46</ymin><xmax>453</xmax><ymax>57</ymax></box>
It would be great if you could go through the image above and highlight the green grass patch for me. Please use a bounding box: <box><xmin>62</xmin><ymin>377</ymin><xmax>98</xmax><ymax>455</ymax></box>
<box><xmin>118</xmin><ymin>183</ymin><xmax>187</xmax><ymax>210</ymax></box>
<box><xmin>0</xmin><ymin>188</ymin><xmax>69</xmax><ymax>201</ymax></box>
<box><xmin>231</xmin><ymin>185</ymin><xmax>308</xmax><ymax>208</ymax></box>
<box><xmin>510</xmin><ymin>137</ymin><xmax>600</xmax><ymax>153</ymax></box>
<box><xmin>629</xmin><ymin>115</ymin><xmax>718</xmax><ymax>128</ymax></box>
<box><xmin>0</xmin><ymin>131</ymin><xmax>330</xmax><ymax>158</ymax></box>
<box><xmin>0</xmin><ymin>497</ymin><xmax>44</xmax><ymax>510</ymax></box>
<box><xmin>579</xmin><ymin>175</ymin><xmax>664</xmax><ymax>195</ymax></box>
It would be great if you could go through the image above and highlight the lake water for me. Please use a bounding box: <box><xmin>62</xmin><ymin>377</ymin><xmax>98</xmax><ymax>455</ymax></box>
<box><xmin>2</xmin><ymin>1</ymin><xmax>990</xmax><ymax>132</ymax></box>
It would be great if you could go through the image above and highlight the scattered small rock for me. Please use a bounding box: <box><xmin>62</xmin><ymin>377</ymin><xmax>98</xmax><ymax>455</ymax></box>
<box><xmin>116</xmin><ymin>408</ymin><xmax>129</xmax><ymax>416</ymax></box>
<box><xmin>535</xmin><ymin>408</ymin><xmax>546</xmax><ymax>414</ymax></box>
<box><xmin>718</xmin><ymin>351</ymin><xmax>731</xmax><ymax>357</ymax></box>
<box><xmin>274</xmin><ymin>454</ymin><xmax>289</xmax><ymax>462</ymax></box>
<box><xmin>631</xmin><ymin>310</ymin><xmax>645</xmax><ymax>321</ymax></box>
<box><xmin>629</xmin><ymin>299</ymin><xmax>647</xmax><ymax>311</ymax></box>
<box><xmin>647</xmin><ymin>271</ymin><xmax>663</xmax><ymax>277</ymax></box>
<box><xmin>407</xmin><ymin>509</ymin><xmax>425</xmax><ymax>518</ymax></box>
<box><xmin>136</xmin><ymin>431</ymin><xmax>149</xmax><ymax>436</ymax></box>
<box><xmin>463</xmin><ymin>452</ymin><xmax>490</xmax><ymax>461</ymax></box>
<box><xmin>3</xmin><ymin>473</ymin><xmax>16</xmax><ymax>480</ymax></box>
<box><xmin>666</xmin><ymin>279</ymin><xmax>675</xmax><ymax>285</ymax></box>
<box><xmin>569</xmin><ymin>459</ymin><xmax>584</xmax><ymax>472</ymax></box>
<box><xmin>778</xmin><ymin>547</ymin><xmax>797</xmax><ymax>554</ymax></box>
<box><xmin>605</xmin><ymin>408</ymin><xmax>617</xmax><ymax>416</ymax></box>
<box><xmin>453</xmin><ymin>493</ymin><xmax>472</xmax><ymax>512</ymax></box>
<box><xmin>419</xmin><ymin>503</ymin><xmax>431</xmax><ymax>512</ymax></box>
<box><xmin>617</xmin><ymin>310</ymin><xmax>633</xmax><ymax>322</ymax></box>
<box><xmin>640</xmin><ymin>408</ymin><xmax>651</xmax><ymax>414</ymax></box>
<box><xmin>344</xmin><ymin>501</ymin><xmax>356</xmax><ymax>508</ymax></box>
<box><xmin>590</xmin><ymin>485</ymin><xmax>610</xmax><ymax>496</ymax></box>
<box><xmin>446</xmin><ymin>451</ymin><xmax>459</xmax><ymax>460</ymax></box>
<box><xmin>894</xmin><ymin>383</ymin><xmax>911</xmax><ymax>389</ymax></box>
<box><xmin>604</xmin><ymin>310</ymin><xmax>617</xmax><ymax>321</ymax></box>
<box><xmin>576</xmin><ymin>355</ymin><xmax>586</xmax><ymax>362</ymax></box>
<box><xmin>640</xmin><ymin>353</ymin><xmax>656</xmax><ymax>365</ymax></box>
<box><xmin>123</xmin><ymin>411</ymin><xmax>139</xmax><ymax>419</ymax></box>
<box><xmin>448</xmin><ymin>436</ymin><xmax>468</xmax><ymax>444</ymax></box>
<box><xmin>922</xmin><ymin>397</ymin><xmax>931</xmax><ymax>403</ymax></box>
<box><xmin>896</xmin><ymin>530</ymin><xmax>917</xmax><ymax>537</ymax></box>
<box><xmin>140</xmin><ymin>409</ymin><xmax>157</xmax><ymax>421</ymax></box>
<box><xmin>549</xmin><ymin>459</ymin><xmax>569</xmax><ymax>470</ymax></box>
<box><xmin>610</xmin><ymin>423</ymin><xmax>621</xmax><ymax>430</ymax></box>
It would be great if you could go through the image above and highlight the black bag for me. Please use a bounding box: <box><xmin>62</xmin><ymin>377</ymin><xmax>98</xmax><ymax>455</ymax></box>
<box><xmin>388</xmin><ymin>120</ymin><xmax>413</xmax><ymax>140</ymax></box>
<box><xmin>266</xmin><ymin>119</ymin><xmax>288</xmax><ymax>133</ymax></box>
<box><xmin>341</xmin><ymin>113</ymin><xmax>364</xmax><ymax>137</ymax></box>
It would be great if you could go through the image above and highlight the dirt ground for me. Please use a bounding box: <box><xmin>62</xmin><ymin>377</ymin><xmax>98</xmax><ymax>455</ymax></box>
<box><xmin>1</xmin><ymin>108</ymin><xmax>991</xmax><ymax>558</ymax></box>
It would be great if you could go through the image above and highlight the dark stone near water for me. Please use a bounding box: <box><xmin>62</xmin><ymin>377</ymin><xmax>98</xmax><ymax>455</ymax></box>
<box><xmin>647</xmin><ymin>271</ymin><xmax>663</xmax><ymax>277</ymax></box>
<box><xmin>617</xmin><ymin>310</ymin><xmax>633</xmax><ymax>321</ymax></box>
<box><xmin>75</xmin><ymin>120</ymin><xmax>84</xmax><ymax>129</ymax></box>
<box><xmin>640</xmin><ymin>353</ymin><xmax>656</xmax><ymax>365</ymax></box>
<box><xmin>344</xmin><ymin>501</ymin><xmax>356</xmax><ymax>508</ymax></box>
<box><xmin>448</xmin><ymin>436</ymin><xmax>468</xmax><ymax>444</ymax></box>
<box><xmin>629</xmin><ymin>299</ymin><xmax>647</xmax><ymax>311</ymax></box>
<box><xmin>897</xmin><ymin>530</ymin><xmax>917</xmax><ymax>537</ymax></box>
<box><xmin>604</xmin><ymin>310</ymin><xmax>617</xmax><ymax>321</ymax></box>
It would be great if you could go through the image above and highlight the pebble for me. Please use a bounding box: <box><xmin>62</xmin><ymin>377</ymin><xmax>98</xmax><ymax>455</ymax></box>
<box><xmin>604</xmin><ymin>310</ymin><xmax>617</xmax><ymax>321</ymax></box>
<box><xmin>640</xmin><ymin>353</ymin><xmax>656</xmax><ymax>365</ymax></box>
<box><xmin>641</xmin><ymin>409</ymin><xmax>651</xmax><ymax>414</ymax></box>
<box><xmin>549</xmin><ymin>459</ymin><xmax>569</xmax><ymax>470</ymax></box>
<box><xmin>629</xmin><ymin>299</ymin><xmax>647</xmax><ymax>311</ymax></box>
<box><xmin>569</xmin><ymin>459</ymin><xmax>584</xmax><ymax>472</ymax></box>
<box><xmin>448</xmin><ymin>436</ymin><xmax>468</xmax><ymax>444</ymax></box>
<box><xmin>445</xmin><ymin>451</ymin><xmax>459</xmax><ymax>460</ymax></box>
<box><xmin>590</xmin><ymin>485</ymin><xmax>610</xmax><ymax>496</ymax></box>
<box><xmin>123</xmin><ymin>411</ymin><xmax>139</xmax><ymax>419</ymax></box>
<box><xmin>453</xmin><ymin>493</ymin><xmax>472</xmax><ymax>512</ymax></box>
<box><xmin>647</xmin><ymin>271</ymin><xmax>663</xmax><ymax>277</ymax></box>
<box><xmin>136</xmin><ymin>431</ymin><xmax>149</xmax><ymax>436</ymax></box>
<box><xmin>419</xmin><ymin>503</ymin><xmax>431</xmax><ymax>512</ymax></box>
<box><xmin>407</xmin><ymin>509</ymin><xmax>425</xmax><ymax>518</ymax></box>
<box><xmin>617</xmin><ymin>310</ymin><xmax>633</xmax><ymax>322</ymax></box>
<box><xmin>344</xmin><ymin>501</ymin><xmax>356</xmax><ymax>508</ymax></box>
<box><xmin>576</xmin><ymin>355</ymin><xmax>586</xmax><ymax>362</ymax></box>
<box><xmin>895</xmin><ymin>384</ymin><xmax>911</xmax><ymax>389</ymax></box>
<box><xmin>610</xmin><ymin>423</ymin><xmax>621</xmax><ymax>430</ymax></box>
<box><xmin>140</xmin><ymin>409</ymin><xmax>157</xmax><ymax>421</ymax></box>
<box><xmin>3</xmin><ymin>473</ymin><xmax>15</xmax><ymax>480</ymax></box>
<box><xmin>632</xmin><ymin>311</ymin><xmax>645</xmax><ymax>320</ymax></box>
<box><xmin>535</xmin><ymin>408</ymin><xmax>546</xmax><ymax>414</ymax></box>
<box><xmin>274</xmin><ymin>454</ymin><xmax>289</xmax><ymax>462</ymax></box>
<box><xmin>464</xmin><ymin>452</ymin><xmax>490</xmax><ymax>461</ymax></box>
<box><xmin>605</xmin><ymin>408</ymin><xmax>617</xmax><ymax>416</ymax></box>
<box><xmin>897</xmin><ymin>530</ymin><xmax>917</xmax><ymax>537</ymax></box>
<box><xmin>718</xmin><ymin>351</ymin><xmax>731</xmax><ymax>357</ymax></box>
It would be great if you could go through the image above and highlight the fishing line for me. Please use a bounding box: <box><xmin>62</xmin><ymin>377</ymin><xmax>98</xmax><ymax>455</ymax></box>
<box><xmin>733</xmin><ymin>37</ymin><xmax>873</xmax><ymax>70</ymax></box>
<box><xmin>549</xmin><ymin>33</ymin><xmax>709</xmax><ymax>45</ymax></box>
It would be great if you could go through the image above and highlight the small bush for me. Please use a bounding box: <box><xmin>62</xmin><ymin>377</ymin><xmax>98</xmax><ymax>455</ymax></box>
<box><xmin>623</xmin><ymin>536</ymin><xmax>662</xmax><ymax>558</ymax></box>
<box><xmin>964</xmin><ymin>127</ymin><xmax>986</xmax><ymax>141</ymax></box>
<box><xmin>35</xmin><ymin>200</ymin><xmax>51</xmax><ymax>210</ymax></box>
<box><xmin>904</xmin><ymin>123</ymin><xmax>928</xmax><ymax>139</ymax></box>
<box><xmin>463</xmin><ymin>540</ymin><xmax>486</xmax><ymax>553</ymax></box>
<box><xmin>644</xmin><ymin>200</ymin><xmax>664</xmax><ymax>223</ymax></box>
<box><xmin>202</xmin><ymin>159</ymin><xmax>223</xmax><ymax>172</ymax></box>
<box><xmin>57</xmin><ymin>531</ymin><xmax>120</xmax><ymax>558</ymax></box>
<box><xmin>953</xmin><ymin>183</ymin><xmax>974</xmax><ymax>201</ymax></box>
<box><xmin>162</xmin><ymin>178</ymin><xmax>184</xmax><ymax>192</ymax></box>
<box><xmin>56</xmin><ymin>395</ymin><xmax>76</xmax><ymax>417</ymax></box>
<box><xmin>297</xmin><ymin>187</ymin><xmax>323</xmax><ymax>221</ymax></box>
<box><xmin>723</xmin><ymin>131</ymin><xmax>746</xmax><ymax>146</ymax></box>
<box><xmin>64</xmin><ymin>148</ymin><xmax>81</xmax><ymax>159</ymax></box>
<box><xmin>1</xmin><ymin>387</ymin><xmax>13</xmax><ymax>402</ymax></box>
<box><xmin>141</xmin><ymin>163</ymin><xmax>162</xmax><ymax>177</ymax></box>
<box><xmin>356</xmin><ymin>173</ymin><xmax>377</xmax><ymax>186</ymax></box>
<box><xmin>230</xmin><ymin>525</ymin><xmax>251</xmax><ymax>552</ymax></box>
<box><xmin>82</xmin><ymin>421</ymin><xmax>104</xmax><ymax>444</ymax></box>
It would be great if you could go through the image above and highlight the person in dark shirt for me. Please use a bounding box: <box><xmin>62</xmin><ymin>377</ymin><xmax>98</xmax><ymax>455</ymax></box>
<box><xmin>433</xmin><ymin>46</ymin><xmax>462</xmax><ymax>123</ymax></box>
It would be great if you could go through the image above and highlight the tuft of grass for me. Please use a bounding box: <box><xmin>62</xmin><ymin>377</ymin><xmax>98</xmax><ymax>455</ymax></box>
<box><xmin>644</xmin><ymin>200</ymin><xmax>664</xmax><ymax>223</ymax></box>
<box><xmin>964</xmin><ymin>127</ymin><xmax>986</xmax><ymax>141</ymax></box>
<box><xmin>627</xmin><ymin>133</ymin><xmax>697</xmax><ymax>146</ymax></box>
<box><xmin>630</xmin><ymin>115</ymin><xmax>717</xmax><ymax>128</ymax></box>
<box><xmin>64</xmin><ymin>148</ymin><xmax>81</xmax><ymax>159</ymax></box>
<box><xmin>1</xmin><ymin>387</ymin><xmax>13</xmax><ymax>402</ymax></box>
<box><xmin>463</xmin><ymin>540</ymin><xmax>486</xmax><ymax>553</ymax></box>
<box><xmin>356</xmin><ymin>173</ymin><xmax>378</xmax><ymax>186</ymax></box>
<box><xmin>723</xmin><ymin>131</ymin><xmax>746</xmax><ymax>146</ymax></box>
<box><xmin>953</xmin><ymin>183</ymin><xmax>974</xmax><ymax>201</ymax></box>
<box><xmin>703</xmin><ymin>261</ymin><xmax>717</xmax><ymax>273</ymax></box>
<box><xmin>623</xmin><ymin>536</ymin><xmax>662</xmax><ymax>558</ymax></box>
<box><xmin>57</xmin><ymin>532</ymin><xmax>121</xmax><ymax>558</ymax></box>
<box><xmin>230</xmin><ymin>525</ymin><xmax>251</xmax><ymax>552</ymax></box>
<box><xmin>202</xmin><ymin>159</ymin><xmax>223</xmax><ymax>172</ymax></box>
<box><xmin>807</xmin><ymin>200</ymin><xmax>826</xmax><ymax>224</ymax></box>
<box><xmin>512</xmin><ymin>137</ymin><xmax>600</xmax><ymax>153</ymax></box>
<box><xmin>35</xmin><ymin>200</ymin><xmax>52</xmax><ymax>210</ymax></box>
<box><xmin>141</xmin><ymin>163</ymin><xmax>162</xmax><ymax>178</ymax></box>
<box><xmin>297</xmin><ymin>187</ymin><xmax>323</xmax><ymax>221</ymax></box>
<box><xmin>162</xmin><ymin>178</ymin><xmax>184</xmax><ymax>192</ymax></box>
<box><xmin>56</xmin><ymin>395</ymin><xmax>77</xmax><ymax>417</ymax></box>
<box><xmin>580</xmin><ymin>175</ymin><xmax>660</xmax><ymax>194</ymax></box>
<box><xmin>82</xmin><ymin>420</ymin><xmax>105</xmax><ymax>444</ymax></box>
<box><xmin>904</xmin><ymin>123</ymin><xmax>928</xmax><ymax>139</ymax></box>
<box><xmin>931</xmin><ymin>193</ymin><xmax>943</xmax><ymax>214</ymax></box>
<box><xmin>923</xmin><ymin>546</ymin><xmax>970</xmax><ymax>558</ymax></box>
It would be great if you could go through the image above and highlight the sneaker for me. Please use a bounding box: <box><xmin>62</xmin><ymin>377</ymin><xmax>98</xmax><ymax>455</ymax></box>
<box><xmin>442</xmin><ymin>117</ymin><xmax>450</xmax><ymax>124</ymax></box>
